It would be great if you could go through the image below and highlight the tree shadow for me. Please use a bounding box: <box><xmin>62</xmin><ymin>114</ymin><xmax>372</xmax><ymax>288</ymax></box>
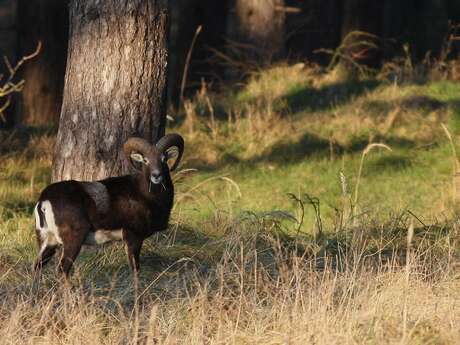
<box><xmin>448</xmin><ymin>99</ymin><xmax>460</xmax><ymax>124</ymax></box>
<box><xmin>347</xmin><ymin>136</ymin><xmax>416</xmax><ymax>153</ymax></box>
<box><xmin>365</xmin><ymin>153</ymin><xmax>413</xmax><ymax>174</ymax></box>
<box><xmin>185</xmin><ymin>132</ymin><xmax>332</xmax><ymax>172</ymax></box>
<box><xmin>250</xmin><ymin>132</ymin><xmax>331</xmax><ymax>164</ymax></box>
<box><xmin>249</xmin><ymin>133</ymin><xmax>417</xmax><ymax>166</ymax></box>
<box><xmin>363</xmin><ymin>95</ymin><xmax>447</xmax><ymax>117</ymax></box>
<box><xmin>0</xmin><ymin>125</ymin><xmax>56</xmax><ymax>155</ymax></box>
<box><xmin>399</xmin><ymin>95</ymin><xmax>445</xmax><ymax>110</ymax></box>
<box><xmin>187</xmin><ymin>131</ymin><xmax>418</xmax><ymax>172</ymax></box>
<box><xmin>282</xmin><ymin>79</ymin><xmax>381</xmax><ymax>113</ymax></box>
<box><xmin>79</xmin><ymin>224</ymin><xmax>218</xmax><ymax>288</ymax></box>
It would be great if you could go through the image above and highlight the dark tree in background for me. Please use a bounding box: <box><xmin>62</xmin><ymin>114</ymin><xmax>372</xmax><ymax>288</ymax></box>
<box><xmin>166</xmin><ymin>0</ymin><xmax>460</xmax><ymax>99</ymax></box>
<box><xmin>284</xmin><ymin>0</ymin><xmax>459</xmax><ymax>75</ymax></box>
<box><xmin>381</xmin><ymin>0</ymin><xmax>460</xmax><ymax>62</ymax></box>
<box><xmin>168</xmin><ymin>0</ymin><xmax>228</xmax><ymax>105</ymax></box>
<box><xmin>0</xmin><ymin>0</ymin><xmax>19</xmax><ymax>128</ymax></box>
<box><xmin>228</xmin><ymin>0</ymin><xmax>285</xmax><ymax>63</ymax></box>
<box><xmin>410</xmin><ymin>0</ymin><xmax>448</xmax><ymax>59</ymax></box>
<box><xmin>52</xmin><ymin>0</ymin><xmax>168</xmax><ymax>182</ymax></box>
<box><xmin>285</xmin><ymin>0</ymin><xmax>341</xmax><ymax>63</ymax></box>
<box><xmin>17</xmin><ymin>0</ymin><xmax>68</xmax><ymax>125</ymax></box>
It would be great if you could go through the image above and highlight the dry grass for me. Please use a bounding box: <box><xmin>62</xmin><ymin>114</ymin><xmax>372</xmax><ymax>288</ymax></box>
<box><xmin>2</xmin><ymin>215</ymin><xmax>460</xmax><ymax>345</ymax></box>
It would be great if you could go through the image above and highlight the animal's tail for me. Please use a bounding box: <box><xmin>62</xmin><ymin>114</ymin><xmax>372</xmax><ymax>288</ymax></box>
<box><xmin>33</xmin><ymin>201</ymin><xmax>59</xmax><ymax>272</ymax></box>
<box><xmin>34</xmin><ymin>201</ymin><xmax>46</xmax><ymax>230</ymax></box>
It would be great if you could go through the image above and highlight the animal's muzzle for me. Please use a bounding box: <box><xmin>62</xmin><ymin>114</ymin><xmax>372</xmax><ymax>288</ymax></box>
<box><xmin>150</xmin><ymin>174</ymin><xmax>163</xmax><ymax>184</ymax></box>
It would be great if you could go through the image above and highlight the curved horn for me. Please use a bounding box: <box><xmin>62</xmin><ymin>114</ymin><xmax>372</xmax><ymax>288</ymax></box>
<box><xmin>156</xmin><ymin>133</ymin><xmax>185</xmax><ymax>171</ymax></box>
<box><xmin>123</xmin><ymin>137</ymin><xmax>153</xmax><ymax>169</ymax></box>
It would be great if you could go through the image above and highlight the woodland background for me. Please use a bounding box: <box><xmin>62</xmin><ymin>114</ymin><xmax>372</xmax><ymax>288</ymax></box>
<box><xmin>0</xmin><ymin>0</ymin><xmax>459</xmax><ymax>127</ymax></box>
<box><xmin>2</xmin><ymin>1</ymin><xmax>460</xmax><ymax>344</ymax></box>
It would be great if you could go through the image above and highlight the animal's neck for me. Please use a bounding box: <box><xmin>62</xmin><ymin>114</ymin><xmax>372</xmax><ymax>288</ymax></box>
<box><xmin>136</xmin><ymin>173</ymin><xmax>173</xmax><ymax>205</ymax></box>
<box><xmin>138</xmin><ymin>174</ymin><xmax>174</xmax><ymax>229</ymax></box>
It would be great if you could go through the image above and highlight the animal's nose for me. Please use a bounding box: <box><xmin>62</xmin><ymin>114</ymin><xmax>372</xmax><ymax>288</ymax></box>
<box><xmin>150</xmin><ymin>170</ymin><xmax>163</xmax><ymax>184</ymax></box>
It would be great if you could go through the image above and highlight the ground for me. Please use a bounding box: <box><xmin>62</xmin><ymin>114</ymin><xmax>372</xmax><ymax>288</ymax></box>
<box><xmin>1</xmin><ymin>65</ymin><xmax>460</xmax><ymax>344</ymax></box>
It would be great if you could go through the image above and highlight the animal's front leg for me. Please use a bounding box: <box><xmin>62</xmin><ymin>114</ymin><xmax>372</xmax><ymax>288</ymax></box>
<box><xmin>123</xmin><ymin>229</ymin><xmax>144</xmax><ymax>274</ymax></box>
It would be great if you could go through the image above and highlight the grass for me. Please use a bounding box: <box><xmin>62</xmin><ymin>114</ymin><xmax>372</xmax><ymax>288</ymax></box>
<box><xmin>181</xmin><ymin>67</ymin><xmax>460</xmax><ymax>224</ymax></box>
<box><xmin>2</xmin><ymin>64</ymin><xmax>460</xmax><ymax>344</ymax></box>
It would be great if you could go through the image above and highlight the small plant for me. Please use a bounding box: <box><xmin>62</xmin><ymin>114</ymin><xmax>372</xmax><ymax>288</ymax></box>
<box><xmin>316</xmin><ymin>30</ymin><xmax>379</xmax><ymax>79</ymax></box>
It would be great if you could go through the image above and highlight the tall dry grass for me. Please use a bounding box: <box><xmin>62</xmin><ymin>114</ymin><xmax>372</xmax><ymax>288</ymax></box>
<box><xmin>1</xmin><ymin>211</ymin><xmax>460</xmax><ymax>344</ymax></box>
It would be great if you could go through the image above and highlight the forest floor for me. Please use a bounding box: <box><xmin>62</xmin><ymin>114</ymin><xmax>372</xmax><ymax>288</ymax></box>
<box><xmin>2</xmin><ymin>64</ymin><xmax>460</xmax><ymax>344</ymax></box>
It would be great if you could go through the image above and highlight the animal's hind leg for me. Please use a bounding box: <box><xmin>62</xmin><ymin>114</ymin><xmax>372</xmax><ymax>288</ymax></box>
<box><xmin>33</xmin><ymin>228</ymin><xmax>58</xmax><ymax>274</ymax></box>
<box><xmin>58</xmin><ymin>223</ymin><xmax>90</xmax><ymax>278</ymax></box>
<box><xmin>34</xmin><ymin>242</ymin><xmax>57</xmax><ymax>272</ymax></box>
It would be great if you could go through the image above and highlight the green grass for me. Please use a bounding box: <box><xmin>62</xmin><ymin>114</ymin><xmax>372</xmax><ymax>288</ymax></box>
<box><xmin>178</xmin><ymin>71</ymin><xmax>460</xmax><ymax>228</ymax></box>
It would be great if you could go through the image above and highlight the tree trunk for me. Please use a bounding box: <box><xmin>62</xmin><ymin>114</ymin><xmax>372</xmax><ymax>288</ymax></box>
<box><xmin>168</xmin><ymin>0</ymin><xmax>228</xmax><ymax>106</ymax></box>
<box><xmin>228</xmin><ymin>0</ymin><xmax>285</xmax><ymax>64</ymax></box>
<box><xmin>52</xmin><ymin>0</ymin><xmax>168</xmax><ymax>182</ymax></box>
<box><xmin>411</xmin><ymin>0</ymin><xmax>448</xmax><ymax>60</ymax></box>
<box><xmin>17</xmin><ymin>0</ymin><xmax>69</xmax><ymax>126</ymax></box>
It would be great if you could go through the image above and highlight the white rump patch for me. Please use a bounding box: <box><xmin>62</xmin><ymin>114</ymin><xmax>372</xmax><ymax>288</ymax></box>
<box><xmin>34</xmin><ymin>203</ymin><xmax>40</xmax><ymax>230</ymax></box>
<box><xmin>81</xmin><ymin>182</ymin><xmax>110</xmax><ymax>214</ymax></box>
<box><xmin>84</xmin><ymin>229</ymin><xmax>123</xmax><ymax>245</ymax></box>
<box><xmin>34</xmin><ymin>200</ymin><xmax>63</xmax><ymax>247</ymax></box>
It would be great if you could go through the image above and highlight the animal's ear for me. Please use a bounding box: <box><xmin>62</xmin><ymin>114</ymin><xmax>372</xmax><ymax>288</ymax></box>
<box><xmin>163</xmin><ymin>146</ymin><xmax>180</xmax><ymax>170</ymax></box>
<box><xmin>130</xmin><ymin>153</ymin><xmax>145</xmax><ymax>171</ymax></box>
<box><xmin>156</xmin><ymin>133</ymin><xmax>184</xmax><ymax>171</ymax></box>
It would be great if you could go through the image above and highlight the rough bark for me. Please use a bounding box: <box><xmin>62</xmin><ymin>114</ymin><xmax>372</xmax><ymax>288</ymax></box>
<box><xmin>52</xmin><ymin>0</ymin><xmax>168</xmax><ymax>182</ymax></box>
<box><xmin>228</xmin><ymin>0</ymin><xmax>285</xmax><ymax>63</ymax></box>
<box><xmin>17</xmin><ymin>0</ymin><xmax>68</xmax><ymax>126</ymax></box>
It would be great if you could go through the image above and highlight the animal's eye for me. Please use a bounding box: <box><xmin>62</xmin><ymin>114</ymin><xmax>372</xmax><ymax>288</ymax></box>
<box><xmin>131</xmin><ymin>159</ymin><xmax>143</xmax><ymax>171</ymax></box>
